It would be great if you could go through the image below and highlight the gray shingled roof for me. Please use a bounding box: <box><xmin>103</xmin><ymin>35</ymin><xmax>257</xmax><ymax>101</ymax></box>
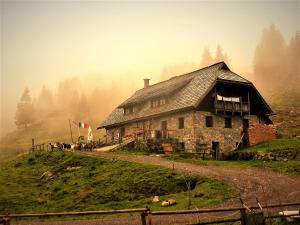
<box><xmin>98</xmin><ymin>62</ymin><xmax>251</xmax><ymax>128</ymax></box>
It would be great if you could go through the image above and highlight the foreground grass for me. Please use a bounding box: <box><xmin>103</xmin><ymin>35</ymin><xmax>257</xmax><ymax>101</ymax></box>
<box><xmin>0</xmin><ymin>150</ymin><xmax>232</xmax><ymax>214</ymax></box>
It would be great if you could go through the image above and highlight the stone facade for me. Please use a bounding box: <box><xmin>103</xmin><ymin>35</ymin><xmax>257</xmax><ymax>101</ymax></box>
<box><xmin>105</xmin><ymin>110</ymin><xmax>272</xmax><ymax>158</ymax></box>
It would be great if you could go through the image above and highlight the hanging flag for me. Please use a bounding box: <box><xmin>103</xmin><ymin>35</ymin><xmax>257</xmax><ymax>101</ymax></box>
<box><xmin>87</xmin><ymin>126</ymin><xmax>93</xmax><ymax>142</ymax></box>
<box><xmin>78</xmin><ymin>122</ymin><xmax>89</xmax><ymax>128</ymax></box>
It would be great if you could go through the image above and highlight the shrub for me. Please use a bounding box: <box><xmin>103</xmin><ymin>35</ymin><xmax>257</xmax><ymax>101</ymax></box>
<box><xmin>224</xmin><ymin>151</ymin><xmax>255</xmax><ymax>160</ymax></box>
<box><xmin>27</xmin><ymin>157</ymin><xmax>35</xmax><ymax>164</ymax></box>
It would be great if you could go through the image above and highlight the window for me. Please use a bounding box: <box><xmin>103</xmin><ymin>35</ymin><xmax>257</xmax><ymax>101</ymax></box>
<box><xmin>151</xmin><ymin>97</ymin><xmax>166</xmax><ymax>108</ymax></box>
<box><xmin>124</xmin><ymin>106</ymin><xmax>134</xmax><ymax>115</ymax></box>
<box><xmin>178</xmin><ymin>117</ymin><xmax>184</xmax><ymax>129</ymax></box>
<box><xmin>205</xmin><ymin>116</ymin><xmax>213</xmax><ymax>127</ymax></box>
<box><xmin>225</xmin><ymin>117</ymin><xmax>232</xmax><ymax>128</ymax></box>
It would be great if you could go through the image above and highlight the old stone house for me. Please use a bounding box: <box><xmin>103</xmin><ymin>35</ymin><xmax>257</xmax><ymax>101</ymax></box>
<box><xmin>98</xmin><ymin>62</ymin><xmax>275</xmax><ymax>158</ymax></box>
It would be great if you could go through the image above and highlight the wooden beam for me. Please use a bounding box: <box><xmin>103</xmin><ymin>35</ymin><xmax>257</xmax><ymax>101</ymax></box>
<box><xmin>248</xmin><ymin>91</ymin><xmax>250</xmax><ymax>116</ymax></box>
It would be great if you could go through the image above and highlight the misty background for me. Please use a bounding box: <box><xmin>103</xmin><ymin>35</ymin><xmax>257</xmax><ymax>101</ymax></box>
<box><xmin>0</xmin><ymin>1</ymin><xmax>299</xmax><ymax>146</ymax></box>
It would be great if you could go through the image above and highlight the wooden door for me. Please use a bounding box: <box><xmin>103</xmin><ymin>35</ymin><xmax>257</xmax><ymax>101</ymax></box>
<box><xmin>161</xmin><ymin>121</ymin><xmax>167</xmax><ymax>138</ymax></box>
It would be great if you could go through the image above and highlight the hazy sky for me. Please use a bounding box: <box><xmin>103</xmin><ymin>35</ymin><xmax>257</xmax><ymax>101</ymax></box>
<box><xmin>0</xmin><ymin>0</ymin><xmax>299</xmax><ymax>136</ymax></box>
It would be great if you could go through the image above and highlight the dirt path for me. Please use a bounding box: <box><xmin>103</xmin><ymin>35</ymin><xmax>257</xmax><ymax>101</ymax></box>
<box><xmin>12</xmin><ymin>151</ymin><xmax>300</xmax><ymax>225</ymax></box>
<box><xmin>84</xmin><ymin>151</ymin><xmax>300</xmax><ymax>206</ymax></box>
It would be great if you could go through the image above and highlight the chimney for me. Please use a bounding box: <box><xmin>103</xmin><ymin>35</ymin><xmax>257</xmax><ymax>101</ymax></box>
<box><xmin>143</xmin><ymin>78</ymin><xmax>150</xmax><ymax>88</ymax></box>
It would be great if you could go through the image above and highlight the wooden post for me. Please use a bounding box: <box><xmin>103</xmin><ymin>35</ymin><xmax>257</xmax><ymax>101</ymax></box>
<box><xmin>147</xmin><ymin>210</ymin><xmax>152</xmax><ymax>225</ymax></box>
<box><xmin>248</xmin><ymin>91</ymin><xmax>250</xmax><ymax>116</ymax></box>
<box><xmin>240</xmin><ymin>208</ymin><xmax>247</xmax><ymax>225</ymax></box>
<box><xmin>140</xmin><ymin>212</ymin><xmax>146</xmax><ymax>225</ymax></box>
<box><xmin>105</xmin><ymin>129</ymin><xmax>108</xmax><ymax>144</ymax></box>
<box><xmin>32</xmin><ymin>138</ymin><xmax>35</xmax><ymax>152</ymax></box>
<box><xmin>3</xmin><ymin>216</ymin><xmax>10</xmax><ymax>225</ymax></box>
<box><xmin>240</xmin><ymin>96</ymin><xmax>243</xmax><ymax>116</ymax></box>
<box><xmin>214</xmin><ymin>88</ymin><xmax>217</xmax><ymax>114</ymax></box>
<box><xmin>222</xmin><ymin>97</ymin><xmax>225</xmax><ymax>115</ymax></box>
<box><xmin>68</xmin><ymin>119</ymin><xmax>74</xmax><ymax>143</ymax></box>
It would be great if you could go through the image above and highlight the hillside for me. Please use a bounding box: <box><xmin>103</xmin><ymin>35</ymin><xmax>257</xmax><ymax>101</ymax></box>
<box><xmin>0</xmin><ymin>150</ymin><xmax>231</xmax><ymax>214</ymax></box>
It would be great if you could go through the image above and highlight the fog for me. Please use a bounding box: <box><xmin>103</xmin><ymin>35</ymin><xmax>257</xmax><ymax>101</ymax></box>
<box><xmin>1</xmin><ymin>24</ymin><xmax>299</xmax><ymax>144</ymax></box>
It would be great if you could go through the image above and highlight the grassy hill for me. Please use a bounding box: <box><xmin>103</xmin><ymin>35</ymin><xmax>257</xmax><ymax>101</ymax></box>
<box><xmin>0</xmin><ymin>150</ymin><xmax>232</xmax><ymax>214</ymax></box>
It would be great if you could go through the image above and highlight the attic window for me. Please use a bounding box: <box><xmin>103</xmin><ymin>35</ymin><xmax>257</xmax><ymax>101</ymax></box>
<box><xmin>124</xmin><ymin>106</ymin><xmax>134</xmax><ymax>115</ymax></box>
<box><xmin>151</xmin><ymin>97</ymin><xmax>166</xmax><ymax>108</ymax></box>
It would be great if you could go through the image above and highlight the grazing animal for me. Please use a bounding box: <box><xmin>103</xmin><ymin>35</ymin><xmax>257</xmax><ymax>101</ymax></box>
<box><xmin>49</xmin><ymin>142</ymin><xmax>63</xmax><ymax>151</ymax></box>
<box><xmin>62</xmin><ymin>143</ymin><xmax>71</xmax><ymax>149</ymax></box>
<box><xmin>84</xmin><ymin>142</ymin><xmax>94</xmax><ymax>151</ymax></box>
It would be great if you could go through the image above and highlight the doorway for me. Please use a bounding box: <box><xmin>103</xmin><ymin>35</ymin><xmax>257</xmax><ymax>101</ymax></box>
<box><xmin>161</xmin><ymin>121</ymin><xmax>167</xmax><ymax>138</ymax></box>
<box><xmin>120</xmin><ymin>127</ymin><xmax>125</xmax><ymax>141</ymax></box>
<box><xmin>212</xmin><ymin>142</ymin><xmax>219</xmax><ymax>160</ymax></box>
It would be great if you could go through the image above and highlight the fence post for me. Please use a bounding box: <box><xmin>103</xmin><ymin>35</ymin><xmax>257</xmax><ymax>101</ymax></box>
<box><xmin>32</xmin><ymin>138</ymin><xmax>35</xmax><ymax>152</ymax></box>
<box><xmin>3</xmin><ymin>216</ymin><xmax>10</xmax><ymax>225</ymax></box>
<box><xmin>240</xmin><ymin>208</ymin><xmax>247</xmax><ymax>225</ymax></box>
<box><xmin>141</xmin><ymin>212</ymin><xmax>147</xmax><ymax>225</ymax></box>
<box><xmin>147</xmin><ymin>208</ymin><xmax>152</xmax><ymax>225</ymax></box>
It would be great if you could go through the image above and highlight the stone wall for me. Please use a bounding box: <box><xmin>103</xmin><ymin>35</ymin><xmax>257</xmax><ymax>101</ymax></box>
<box><xmin>247</xmin><ymin>123</ymin><xmax>276</xmax><ymax>146</ymax></box>
<box><xmin>106</xmin><ymin>111</ymin><xmax>195</xmax><ymax>149</ymax></box>
<box><xmin>193</xmin><ymin>112</ymin><xmax>258</xmax><ymax>157</ymax></box>
<box><xmin>105</xmin><ymin>110</ymin><xmax>263</xmax><ymax>157</ymax></box>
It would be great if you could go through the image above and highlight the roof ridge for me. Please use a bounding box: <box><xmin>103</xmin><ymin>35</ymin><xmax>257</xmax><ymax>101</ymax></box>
<box><xmin>136</xmin><ymin>61</ymin><xmax>227</xmax><ymax>92</ymax></box>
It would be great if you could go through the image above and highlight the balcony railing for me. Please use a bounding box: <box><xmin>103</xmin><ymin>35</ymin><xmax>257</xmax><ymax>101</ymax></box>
<box><xmin>215</xmin><ymin>100</ymin><xmax>249</xmax><ymax>113</ymax></box>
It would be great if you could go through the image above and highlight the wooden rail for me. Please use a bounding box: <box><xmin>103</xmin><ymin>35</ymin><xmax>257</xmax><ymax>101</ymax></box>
<box><xmin>31</xmin><ymin>138</ymin><xmax>47</xmax><ymax>152</ymax></box>
<box><xmin>151</xmin><ymin>202</ymin><xmax>300</xmax><ymax>215</ymax></box>
<box><xmin>1</xmin><ymin>202</ymin><xmax>299</xmax><ymax>225</ymax></box>
<box><xmin>0</xmin><ymin>208</ymin><xmax>150</xmax><ymax>225</ymax></box>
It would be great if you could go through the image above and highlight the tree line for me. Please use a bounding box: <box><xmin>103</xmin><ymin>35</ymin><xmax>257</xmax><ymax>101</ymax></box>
<box><xmin>15</xmin><ymin>24</ymin><xmax>300</xmax><ymax>130</ymax></box>
<box><xmin>14</xmin><ymin>78</ymin><xmax>135</xmax><ymax>129</ymax></box>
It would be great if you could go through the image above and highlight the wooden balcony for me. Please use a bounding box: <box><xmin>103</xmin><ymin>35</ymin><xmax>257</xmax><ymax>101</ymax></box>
<box><xmin>215</xmin><ymin>100</ymin><xmax>250</xmax><ymax>115</ymax></box>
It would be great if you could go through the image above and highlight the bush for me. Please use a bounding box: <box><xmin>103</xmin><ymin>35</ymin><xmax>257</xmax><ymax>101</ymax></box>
<box><xmin>224</xmin><ymin>151</ymin><xmax>255</xmax><ymax>160</ymax></box>
<box><xmin>27</xmin><ymin>157</ymin><xmax>35</xmax><ymax>164</ymax></box>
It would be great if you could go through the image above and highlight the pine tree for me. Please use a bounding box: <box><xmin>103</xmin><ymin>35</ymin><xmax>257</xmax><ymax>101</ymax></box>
<box><xmin>253</xmin><ymin>24</ymin><xmax>287</xmax><ymax>94</ymax></box>
<box><xmin>200</xmin><ymin>47</ymin><xmax>213</xmax><ymax>67</ymax></box>
<box><xmin>74</xmin><ymin>93</ymin><xmax>90</xmax><ymax>121</ymax></box>
<box><xmin>36</xmin><ymin>85</ymin><xmax>54</xmax><ymax>117</ymax></box>
<box><xmin>215</xmin><ymin>45</ymin><xmax>225</xmax><ymax>62</ymax></box>
<box><xmin>15</xmin><ymin>88</ymin><xmax>35</xmax><ymax>128</ymax></box>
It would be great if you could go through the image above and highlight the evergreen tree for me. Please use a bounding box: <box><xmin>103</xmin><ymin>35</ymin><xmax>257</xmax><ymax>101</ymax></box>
<box><xmin>36</xmin><ymin>85</ymin><xmax>54</xmax><ymax>117</ymax></box>
<box><xmin>200</xmin><ymin>47</ymin><xmax>213</xmax><ymax>67</ymax></box>
<box><xmin>287</xmin><ymin>32</ymin><xmax>300</xmax><ymax>86</ymax></box>
<box><xmin>253</xmin><ymin>24</ymin><xmax>287</xmax><ymax>94</ymax></box>
<box><xmin>215</xmin><ymin>45</ymin><xmax>225</xmax><ymax>62</ymax></box>
<box><xmin>15</xmin><ymin>88</ymin><xmax>35</xmax><ymax>128</ymax></box>
<box><xmin>74</xmin><ymin>93</ymin><xmax>90</xmax><ymax>121</ymax></box>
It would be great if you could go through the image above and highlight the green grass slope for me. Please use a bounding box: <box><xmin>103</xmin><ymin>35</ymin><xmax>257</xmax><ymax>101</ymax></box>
<box><xmin>239</xmin><ymin>138</ymin><xmax>300</xmax><ymax>153</ymax></box>
<box><xmin>0</xmin><ymin>151</ymin><xmax>232</xmax><ymax>214</ymax></box>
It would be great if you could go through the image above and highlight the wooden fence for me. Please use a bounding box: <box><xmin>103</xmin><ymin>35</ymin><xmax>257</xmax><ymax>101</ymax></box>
<box><xmin>1</xmin><ymin>202</ymin><xmax>299</xmax><ymax>225</ymax></box>
<box><xmin>31</xmin><ymin>138</ymin><xmax>48</xmax><ymax>152</ymax></box>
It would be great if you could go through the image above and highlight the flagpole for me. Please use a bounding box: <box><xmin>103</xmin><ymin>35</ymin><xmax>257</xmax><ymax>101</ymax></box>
<box><xmin>68</xmin><ymin>119</ymin><xmax>74</xmax><ymax>143</ymax></box>
<box><xmin>78</xmin><ymin>125</ymin><xmax>81</xmax><ymax>141</ymax></box>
